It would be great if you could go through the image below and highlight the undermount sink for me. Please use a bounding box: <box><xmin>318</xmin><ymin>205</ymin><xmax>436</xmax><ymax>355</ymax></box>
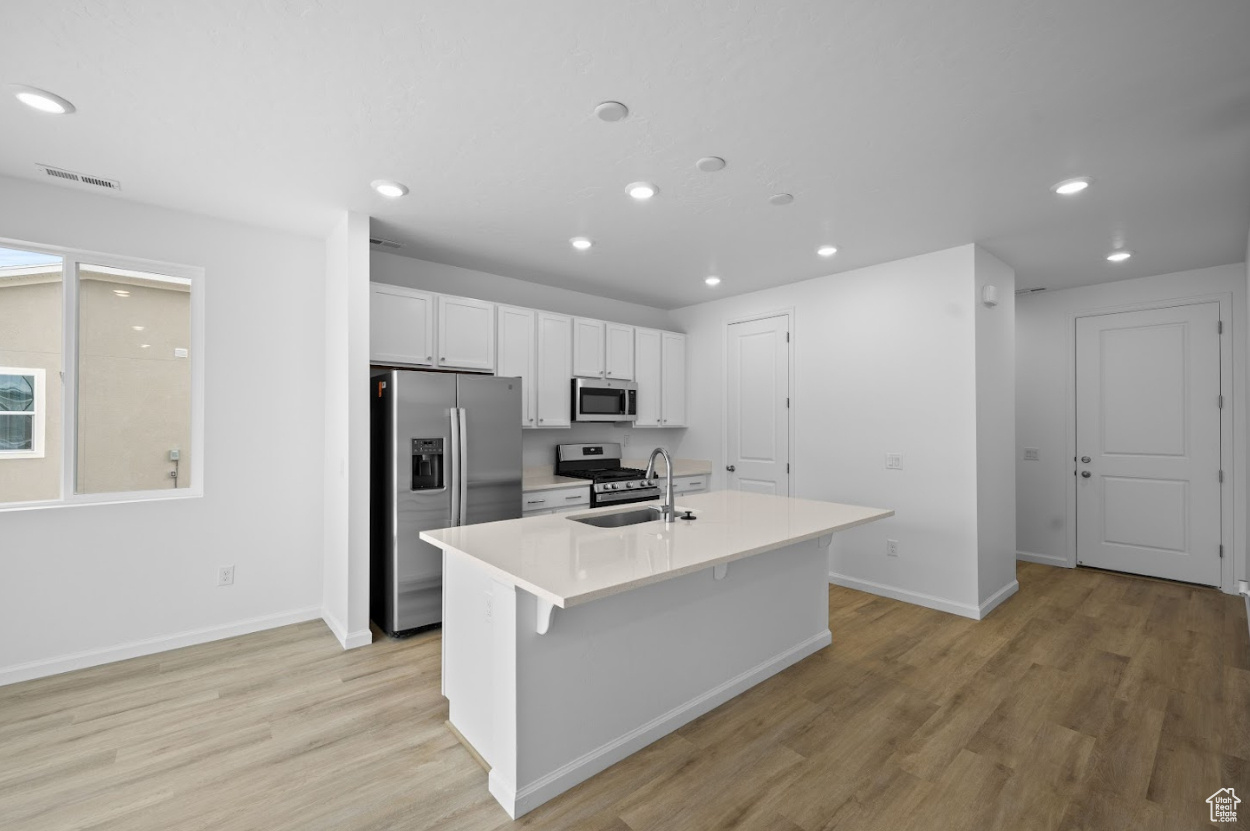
<box><xmin>569</xmin><ymin>507</ymin><xmax>662</xmax><ymax>528</ymax></box>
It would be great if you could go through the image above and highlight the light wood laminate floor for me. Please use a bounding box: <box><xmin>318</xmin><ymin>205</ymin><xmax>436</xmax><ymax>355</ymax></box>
<box><xmin>2</xmin><ymin>562</ymin><xmax>1247</xmax><ymax>830</ymax></box>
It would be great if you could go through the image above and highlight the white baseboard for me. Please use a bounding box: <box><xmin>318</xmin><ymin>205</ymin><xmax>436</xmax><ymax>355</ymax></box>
<box><xmin>320</xmin><ymin>609</ymin><xmax>373</xmax><ymax>650</ymax></box>
<box><xmin>1016</xmin><ymin>550</ymin><xmax>1069</xmax><ymax>567</ymax></box>
<box><xmin>829</xmin><ymin>572</ymin><xmax>982</xmax><ymax>619</ymax></box>
<box><xmin>492</xmin><ymin>629</ymin><xmax>832</xmax><ymax>819</ymax></box>
<box><xmin>978</xmin><ymin>580</ymin><xmax>1019</xmax><ymax>618</ymax></box>
<box><xmin>0</xmin><ymin>606</ymin><xmax>323</xmax><ymax>688</ymax></box>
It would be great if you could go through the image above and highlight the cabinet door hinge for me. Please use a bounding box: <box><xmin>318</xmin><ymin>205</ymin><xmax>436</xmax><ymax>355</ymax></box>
<box><xmin>1219</xmin><ymin>469</ymin><xmax>1224</xmax><ymax>483</ymax></box>
<box><xmin>1218</xmin><ymin>394</ymin><xmax>1224</xmax><ymax>409</ymax></box>
<box><xmin>1218</xmin><ymin>320</ymin><xmax>1224</xmax><ymax>334</ymax></box>
<box><xmin>786</xmin><ymin>332</ymin><xmax>790</xmax><ymax>343</ymax></box>
<box><xmin>786</xmin><ymin>462</ymin><xmax>791</xmax><ymax>474</ymax></box>
<box><xmin>1219</xmin><ymin>544</ymin><xmax>1224</xmax><ymax>559</ymax></box>
<box><xmin>786</xmin><ymin>397</ymin><xmax>790</xmax><ymax>408</ymax></box>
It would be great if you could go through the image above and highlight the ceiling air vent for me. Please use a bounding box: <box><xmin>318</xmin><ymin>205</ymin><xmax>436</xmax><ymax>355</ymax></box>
<box><xmin>369</xmin><ymin>237</ymin><xmax>403</xmax><ymax>250</ymax></box>
<box><xmin>35</xmin><ymin>164</ymin><xmax>121</xmax><ymax>192</ymax></box>
<box><xmin>1014</xmin><ymin>287</ymin><xmax>1046</xmax><ymax>295</ymax></box>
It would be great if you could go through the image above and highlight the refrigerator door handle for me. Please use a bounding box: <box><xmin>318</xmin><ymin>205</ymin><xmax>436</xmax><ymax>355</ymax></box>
<box><xmin>449</xmin><ymin>407</ymin><xmax>462</xmax><ymax>526</ymax></box>
<box><xmin>458</xmin><ymin>407</ymin><xmax>469</xmax><ymax>525</ymax></box>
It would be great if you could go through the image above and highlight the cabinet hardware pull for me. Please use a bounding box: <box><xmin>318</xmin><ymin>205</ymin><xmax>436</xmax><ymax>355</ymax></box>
<box><xmin>526</xmin><ymin>500</ymin><xmax>545</xmax><ymax>505</ymax></box>
<box><xmin>565</xmin><ymin>495</ymin><xmax>582</xmax><ymax>500</ymax></box>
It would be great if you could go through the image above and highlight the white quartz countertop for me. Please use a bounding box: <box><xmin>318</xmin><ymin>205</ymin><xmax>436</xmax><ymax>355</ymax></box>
<box><xmin>421</xmin><ymin>490</ymin><xmax>892</xmax><ymax>608</ymax></box>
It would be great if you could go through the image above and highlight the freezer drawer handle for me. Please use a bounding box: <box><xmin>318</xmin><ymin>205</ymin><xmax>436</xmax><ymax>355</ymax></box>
<box><xmin>526</xmin><ymin>499</ymin><xmax>546</xmax><ymax>505</ymax></box>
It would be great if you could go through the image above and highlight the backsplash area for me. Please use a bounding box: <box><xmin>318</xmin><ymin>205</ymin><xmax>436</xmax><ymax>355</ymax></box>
<box><xmin>522</xmin><ymin>425</ymin><xmax>686</xmax><ymax>468</ymax></box>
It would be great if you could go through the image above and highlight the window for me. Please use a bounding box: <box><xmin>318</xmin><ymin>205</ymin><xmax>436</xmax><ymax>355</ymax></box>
<box><xmin>0</xmin><ymin>369</ymin><xmax>45</xmax><ymax>458</ymax></box>
<box><xmin>0</xmin><ymin>240</ymin><xmax>202</xmax><ymax>508</ymax></box>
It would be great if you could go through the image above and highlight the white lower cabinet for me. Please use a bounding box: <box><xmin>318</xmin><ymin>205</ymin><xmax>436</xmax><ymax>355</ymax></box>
<box><xmin>522</xmin><ymin>485</ymin><xmax>590</xmax><ymax>516</ymax></box>
<box><xmin>672</xmin><ymin>474</ymin><xmax>708</xmax><ymax>495</ymax></box>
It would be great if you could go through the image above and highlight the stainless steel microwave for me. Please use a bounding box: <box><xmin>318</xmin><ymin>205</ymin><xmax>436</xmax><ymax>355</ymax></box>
<box><xmin>571</xmin><ymin>378</ymin><xmax>637</xmax><ymax>422</ymax></box>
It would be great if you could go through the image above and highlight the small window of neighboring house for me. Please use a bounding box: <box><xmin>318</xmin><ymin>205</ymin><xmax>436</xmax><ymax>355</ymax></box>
<box><xmin>0</xmin><ymin>368</ymin><xmax>45</xmax><ymax>459</ymax></box>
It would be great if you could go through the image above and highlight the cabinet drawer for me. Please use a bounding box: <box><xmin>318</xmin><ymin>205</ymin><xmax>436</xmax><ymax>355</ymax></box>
<box><xmin>673</xmin><ymin>476</ymin><xmax>707</xmax><ymax>494</ymax></box>
<box><xmin>522</xmin><ymin>485</ymin><xmax>590</xmax><ymax>512</ymax></box>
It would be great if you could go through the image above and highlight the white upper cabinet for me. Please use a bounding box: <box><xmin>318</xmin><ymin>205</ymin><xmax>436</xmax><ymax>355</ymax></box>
<box><xmin>536</xmin><ymin>312</ymin><xmax>573</xmax><ymax>428</ymax></box>
<box><xmin>437</xmin><ymin>295</ymin><xmax>495</xmax><ymax>371</ymax></box>
<box><xmin>496</xmin><ymin>305</ymin><xmax>537</xmax><ymax>428</ymax></box>
<box><xmin>572</xmin><ymin>318</ymin><xmax>606</xmax><ymax>378</ymax></box>
<box><xmin>370</xmin><ymin>283</ymin><xmax>434</xmax><ymax>367</ymax></box>
<box><xmin>633</xmin><ymin>328</ymin><xmax>662</xmax><ymax>427</ymax></box>
<box><xmin>605</xmin><ymin>323</ymin><xmax>635</xmax><ymax>380</ymax></box>
<box><xmin>661</xmin><ymin>332</ymin><xmax>687</xmax><ymax>427</ymax></box>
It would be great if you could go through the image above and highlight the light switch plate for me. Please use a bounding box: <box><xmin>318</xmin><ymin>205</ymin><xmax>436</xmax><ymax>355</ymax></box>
<box><xmin>1023</xmin><ymin>448</ymin><xmax>1040</xmax><ymax>461</ymax></box>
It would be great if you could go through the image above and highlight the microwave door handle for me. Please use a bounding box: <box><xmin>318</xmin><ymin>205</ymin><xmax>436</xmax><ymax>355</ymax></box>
<box><xmin>458</xmin><ymin>407</ymin><xmax>468</xmax><ymax>525</ymax></box>
<box><xmin>449</xmin><ymin>407</ymin><xmax>461</xmax><ymax>526</ymax></box>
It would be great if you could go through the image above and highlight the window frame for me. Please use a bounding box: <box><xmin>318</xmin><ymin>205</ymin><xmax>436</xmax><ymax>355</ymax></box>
<box><xmin>0</xmin><ymin>235</ymin><xmax>205</xmax><ymax>511</ymax></box>
<box><xmin>0</xmin><ymin>367</ymin><xmax>45</xmax><ymax>459</ymax></box>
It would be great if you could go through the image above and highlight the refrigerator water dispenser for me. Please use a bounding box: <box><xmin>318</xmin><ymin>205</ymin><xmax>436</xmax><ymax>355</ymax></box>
<box><xmin>411</xmin><ymin>438</ymin><xmax>444</xmax><ymax>490</ymax></box>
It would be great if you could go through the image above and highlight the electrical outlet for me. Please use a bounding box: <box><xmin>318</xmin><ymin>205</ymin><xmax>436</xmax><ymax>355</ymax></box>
<box><xmin>622</xmin><ymin>431</ymin><xmax>631</xmax><ymax>448</ymax></box>
<box><xmin>885</xmin><ymin>453</ymin><xmax>903</xmax><ymax>470</ymax></box>
<box><xmin>886</xmin><ymin>539</ymin><xmax>900</xmax><ymax>557</ymax></box>
<box><xmin>1023</xmin><ymin>448</ymin><xmax>1040</xmax><ymax>461</ymax></box>
<box><xmin>217</xmin><ymin>566</ymin><xmax>235</xmax><ymax>586</ymax></box>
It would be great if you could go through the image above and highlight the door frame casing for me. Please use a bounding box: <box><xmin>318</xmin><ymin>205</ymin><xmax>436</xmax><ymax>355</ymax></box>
<box><xmin>721</xmin><ymin>308</ymin><xmax>795</xmax><ymax>496</ymax></box>
<box><xmin>1065</xmin><ymin>292</ymin><xmax>1237</xmax><ymax>593</ymax></box>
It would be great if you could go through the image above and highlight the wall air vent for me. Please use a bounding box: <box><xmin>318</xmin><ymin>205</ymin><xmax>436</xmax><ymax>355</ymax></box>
<box><xmin>369</xmin><ymin>237</ymin><xmax>403</xmax><ymax>250</ymax></box>
<box><xmin>1014</xmin><ymin>287</ymin><xmax>1047</xmax><ymax>295</ymax></box>
<box><xmin>35</xmin><ymin>164</ymin><xmax>121</xmax><ymax>191</ymax></box>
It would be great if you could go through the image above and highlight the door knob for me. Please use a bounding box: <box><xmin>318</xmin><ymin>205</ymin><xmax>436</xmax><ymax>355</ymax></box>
<box><xmin>726</xmin><ymin>465</ymin><xmax>736</xmax><ymax>472</ymax></box>
<box><xmin>1080</xmin><ymin>456</ymin><xmax>1091</xmax><ymax>464</ymax></box>
<box><xmin>1081</xmin><ymin>471</ymin><xmax>1091</xmax><ymax>478</ymax></box>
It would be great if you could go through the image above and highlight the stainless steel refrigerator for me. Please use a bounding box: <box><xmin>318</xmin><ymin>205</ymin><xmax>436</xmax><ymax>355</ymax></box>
<box><xmin>370</xmin><ymin>370</ymin><xmax>522</xmax><ymax>636</ymax></box>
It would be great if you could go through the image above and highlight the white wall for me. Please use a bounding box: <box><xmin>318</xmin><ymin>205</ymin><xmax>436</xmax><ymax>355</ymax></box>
<box><xmin>671</xmin><ymin>244</ymin><xmax>1011</xmax><ymax>618</ymax></box>
<box><xmin>371</xmin><ymin>251</ymin><xmax>676</xmax><ymax>330</ymax></box>
<box><xmin>1015</xmin><ymin>263</ymin><xmax>1247</xmax><ymax>592</ymax></box>
<box><xmin>322</xmin><ymin>212</ymin><xmax>373</xmax><ymax>649</ymax></box>
<box><xmin>0</xmin><ymin>175</ymin><xmax>327</xmax><ymax>685</ymax></box>
<box><xmin>372</xmin><ymin>251</ymin><xmax>688</xmax><ymax>471</ymax></box>
<box><xmin>974</xmin><ymin>249</ymin><xmax>1018</xmax><ymax>604</ymax></box>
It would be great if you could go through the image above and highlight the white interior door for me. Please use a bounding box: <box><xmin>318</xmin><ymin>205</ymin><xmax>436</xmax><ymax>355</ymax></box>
<box><xmin>1075</xmin><ymin>303</ymin><xmax>1222</xmax><ymax>585</ymax></box>
<box><xmin>726</xmin><ymin>315</ymin><xmax>789</xmax><ymax>496</ymax></box>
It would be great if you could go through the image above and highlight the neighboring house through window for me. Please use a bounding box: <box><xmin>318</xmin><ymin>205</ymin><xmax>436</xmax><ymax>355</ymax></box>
<box><xmin>0</xmin><ymin>368</ymin><xmax>44</xmax><ymax>459</ymax></box>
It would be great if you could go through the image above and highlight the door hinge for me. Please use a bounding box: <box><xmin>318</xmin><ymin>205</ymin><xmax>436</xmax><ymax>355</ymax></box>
<box><xmin>786</xmin><ymin>332</ymin><xmax>790</xmax><ymax>343</ymax></box>
<box><xmin>1219</xmin><ymin>544</ymin><xmax>1224</xmax><ymax>559</ymax></box>
<box><xmin>1218</xmin><ymin>320</ymin><xmax>1224</xmax><ymax>334</ymax></box>
<box><xmin>787</xmin><ymin>462</ymin><xmax>791</xmax><ymax>473</ymax></box>
<box><xmin>1219</xmin><ymin>469</ymin><xmax>1224</xmax><ymax>483</ymax></box>
<box><xmin>786</xmin><ymin>397</ymin><xmax>790</xmax><ymax>408</ymax></box>
<box><xmin>1218</xmin><ymin>394</ymin><xmax>1224</xmax><ymax>409</ymax></box>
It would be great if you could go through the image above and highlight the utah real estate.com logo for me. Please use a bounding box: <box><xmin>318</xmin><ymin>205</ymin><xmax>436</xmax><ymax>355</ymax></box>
<box><xmin>1208</xmin><ymin>788</ymin><xmax>1240</xmax><ymax>823</ymax></box>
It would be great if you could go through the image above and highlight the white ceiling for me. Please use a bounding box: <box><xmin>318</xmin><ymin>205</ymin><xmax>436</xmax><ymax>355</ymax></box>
<box><xmin>2</xmin><ymin>1</ymin><xmax>1248</xmax><ymax>309</ymax></box>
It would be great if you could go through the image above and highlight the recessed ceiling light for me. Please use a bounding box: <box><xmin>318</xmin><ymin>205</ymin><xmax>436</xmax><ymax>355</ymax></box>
<box><xmin>1051</xmin><ymin>176</ymin><xmax>1091</xmax><ymax>196</ymax></box>
<box><xmin>768</xmin><ymin>193</ymin><xmax>794</xmax><ymax>206</ymax></box>
<box><xmin>139</xmin><ymin>344</ymin><xmax>151</xmax><ymax>349</ymax></box>
<box><xmin>696</xmin><ymin>156</ymin><xmax>726</xmax><ymax>172</ymax></box>
<box><xmin>132</xmin><ymin>325</ymin><xmax>145</xmax><ymax>331</ymax></box>
<box><xmin>113</xmin><ymin>289</ymin><xmax>130</xmax><ymax>297</ymax></box>
<box><xmin>12</xmin><ymin>85</ymin><xmax>75</xmax><ymax>115</ymax></box>
<box><xmin>817</xmin><ymin>245</ymin><xmax>838</xmax><ymax>257</ymax></box>
<box><xmin>371</xmin><ymin>179</ymin><xmax>409</xmax><ymax>198</ymax></box>
<box><xmin>594</xmin><ymin>101</ymin><xmax>629</xmax><ymax>122</ymax></box>
<box><xmin>1106</xmin><ymin>250</ymin><xmax>1132</xmax><ymax>263</ymax></box>
<box><xmin>570</xmin><ymin>237</ymin><xmax>593</xmax><ymax>251</ymax></box>
<box><xmin>627</xmin><ymin>182</ymin><xmax>658</xmax><ymax>200</ymax></box>
<box><xmin>704</xmin><ymin>276</ymin><xmax>721</xmax><ymax>286</ymax></box>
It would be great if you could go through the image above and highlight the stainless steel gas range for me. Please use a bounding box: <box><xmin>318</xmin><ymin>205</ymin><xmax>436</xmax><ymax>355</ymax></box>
<box><xmin>555</xmin><ymin>443</ymin><xmax>661</xmax><ymax>508</ymax></box>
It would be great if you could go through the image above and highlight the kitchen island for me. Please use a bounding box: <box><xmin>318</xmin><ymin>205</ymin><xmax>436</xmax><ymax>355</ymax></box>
<box><xmin>421</xmin><ymin>490</ymin><xmax>892</xmax><ymax>818</ymax></box>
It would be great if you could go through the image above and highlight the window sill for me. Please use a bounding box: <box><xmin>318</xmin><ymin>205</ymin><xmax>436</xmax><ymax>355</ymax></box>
<box><xmin>0</xmin><ymin>487</ymin><xmax>204</xmax><ymax>512</ymax></box>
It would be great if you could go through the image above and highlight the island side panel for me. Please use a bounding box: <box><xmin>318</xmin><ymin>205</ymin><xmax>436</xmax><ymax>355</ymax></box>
<box><xmin>444</xmin><ymin>549</ymin><xmax>507</xmax><ymax>772</ymax></box>
<box><xmin>507</xmin><ymin>538</ymin><xmax>831</xmax><ymax>816</ymax></box>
